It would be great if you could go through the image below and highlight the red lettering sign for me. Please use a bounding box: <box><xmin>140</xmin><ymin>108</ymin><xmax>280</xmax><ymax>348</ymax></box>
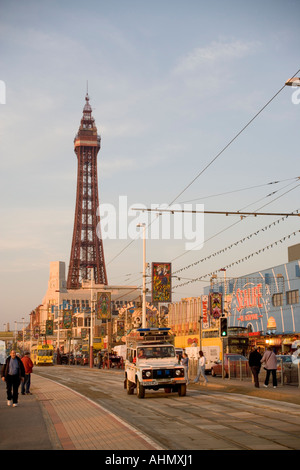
<box><xmin>235</xmin><ymin>283</ymin><xmax>263</xmax><ymax>312</ymax></box>
<box><xmin>202</xmin><ymin>295</ymin><xmax>208</xmax><ymax>324</ymax></box>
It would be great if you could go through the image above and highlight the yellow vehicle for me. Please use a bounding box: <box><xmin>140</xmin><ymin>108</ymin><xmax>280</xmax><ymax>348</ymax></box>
<box><xmin>175</xmin><ymin>327</ymin><xmax>249</xmax><ymax>363</ymax></box>
<box><xmin>93</xmin><ymin>337</ymin><xmax>104</xmax><ymax>350</ymax></box>
<box><xmin>31</xmin><ymin>344</ymin><xmax>54</xmax><ymax>366</ymax></box>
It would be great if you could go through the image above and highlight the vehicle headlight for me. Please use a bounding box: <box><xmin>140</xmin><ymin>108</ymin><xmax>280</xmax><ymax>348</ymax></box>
<box><xmin>142</xmin><ymin>370</ymin><xmax>152</xmax><ymax>379</ymax></box>
<box><xmin>175</xmin><ymin>368</ymin><xmax>184</xmax><ymax>377</ymax></box>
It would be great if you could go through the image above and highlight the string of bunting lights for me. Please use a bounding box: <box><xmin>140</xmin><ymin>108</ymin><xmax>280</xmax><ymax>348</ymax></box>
<box><xmin>173</xmin><ymin>229</ymin><xmax>300</xmax><ymax>289</ymax></box>
<box><xmin>173</xmin><ymin>208</ymin><xmax>300</xmax><ymax>275</ymax></box>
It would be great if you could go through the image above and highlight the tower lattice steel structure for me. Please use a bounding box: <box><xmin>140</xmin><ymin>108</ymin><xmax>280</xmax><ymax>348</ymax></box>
<box><xmin>67</xmin><ymin>93</ymin><xmax>108</xmax><ymax>289</ymax></box>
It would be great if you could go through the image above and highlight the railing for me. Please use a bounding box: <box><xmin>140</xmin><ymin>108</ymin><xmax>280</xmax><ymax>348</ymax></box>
<box><xmin>276</xmin><ymin>358</ymin><xmax>300</xmax><ymax>387</ymax></box>
<box><xmin>188</xmin><ymin>357</ymin><xmax>300</xmax><ymax>387</ymax></box>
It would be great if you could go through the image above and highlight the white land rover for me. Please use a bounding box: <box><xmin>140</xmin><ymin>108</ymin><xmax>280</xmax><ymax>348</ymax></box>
<box><xmin>124</xmin><ymin>328</ymin><xmax>187</xmax><ymax>398</ymax></box>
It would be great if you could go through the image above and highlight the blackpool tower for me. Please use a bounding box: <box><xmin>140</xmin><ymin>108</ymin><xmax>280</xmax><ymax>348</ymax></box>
<box><xmin>67</xmin><ymin>94</ymin><xmax>108</xmax><ymax>289</ymax></box>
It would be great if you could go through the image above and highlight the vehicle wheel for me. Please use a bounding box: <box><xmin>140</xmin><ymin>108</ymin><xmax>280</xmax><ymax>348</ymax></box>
<box><xmin>164</xmin><ymin>387</ymin><xmax>171</xmax><ymax>393</ymax></box>
<box><xmin>136</xmin><ymin>379</ymin><xmax>145</xmax><ymax>399</ymax></box>
<box><xmin>211</xmin><ymin>368</ymin><xmax>216</xmax><ymax>377</ymax></box>
<box><xmin>126</xmin><ymin>378</ymin><xmax>134</xmax><ymax>395</ymax></box>
<box><xmin>178</xmin><ymin>384</ymin><xmax>186</xmax><ymax>396</ymax></box>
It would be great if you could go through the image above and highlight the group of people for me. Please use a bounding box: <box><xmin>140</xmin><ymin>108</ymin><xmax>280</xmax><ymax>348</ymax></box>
<box><xmin>181</xmin><ymin>350</ymin><xmax>208</xmax><ymax>386</ymax></box>
<box><xmin>249</xmin><ymin>346</ymin><xmax>278</xmax><ymax>388</ymax></box>
<box><xmin>181</xmin><ymin>346</ymin><xmax>278</xmax><ymax>389</ymax></box>
<box><xmin>1</xmin><ymin>350</ymin><xmax>34</xmax><ymax>407</ymax></box>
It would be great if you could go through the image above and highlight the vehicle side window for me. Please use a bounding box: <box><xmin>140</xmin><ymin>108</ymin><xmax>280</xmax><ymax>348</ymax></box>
<box><xmin>127</xmin><ymin>348</ymin><xmax>134</xmax><ymax>363</ymax></box>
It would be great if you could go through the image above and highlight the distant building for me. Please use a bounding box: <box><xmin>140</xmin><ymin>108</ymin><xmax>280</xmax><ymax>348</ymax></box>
<box><xmin>168</xmin><ymin>246</ymin><xmax>300</xmax><ymax>353</ymax></box>
<box><xmin>33</xmin><ymin>261</ymin><xmax>140</xmax><ymax>352</ymax></box>
<box><xmin>204</xmin><ymin>245</ymin><xmax>300</xmax><ymax>351</ymax></box>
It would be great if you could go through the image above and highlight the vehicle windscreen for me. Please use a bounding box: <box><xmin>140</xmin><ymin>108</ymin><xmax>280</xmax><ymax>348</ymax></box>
<box><xmin>138</xmin><ymin>346</ymin><xmax>175</xmax><ymax>359</ymax></box>
<box><xmin>38</xmin><ymin>350</ymin><xmax>53</xmax><ymax>356</ymax></box>
<box><xmin>227</xmin><ymin>355</ymin><xmax>247</xmax><ymax>361</ymax></box>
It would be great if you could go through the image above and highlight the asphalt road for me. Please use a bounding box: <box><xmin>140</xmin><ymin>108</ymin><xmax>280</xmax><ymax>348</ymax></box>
<box><xmin>34</xmin><ymin>365</ymin><xmax>300</xmax><ymax>450</ymax></box>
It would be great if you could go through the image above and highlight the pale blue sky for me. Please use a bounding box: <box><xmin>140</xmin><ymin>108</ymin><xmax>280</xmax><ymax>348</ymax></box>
<box><xmin>0</xmin><ymin>0</ymin><xmax>300</xmax><ymax>325</ymax></box>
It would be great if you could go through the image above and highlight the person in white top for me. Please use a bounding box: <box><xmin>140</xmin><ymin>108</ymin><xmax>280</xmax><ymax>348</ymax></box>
<box><xmin>193</xmin><ymin>350</ymin><xmax>208</xmax><ymax>384</ymax></box>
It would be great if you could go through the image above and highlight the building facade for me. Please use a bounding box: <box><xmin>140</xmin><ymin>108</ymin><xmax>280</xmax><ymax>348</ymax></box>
<box><xmin>30</xmin><ymin>261</ymin><xmax>140</xmax><ymax>353</ymax></box>
<box><xmin>169</xmin><ymin>246</ymin><xmax>300</xmax><ymax>353</ymax></box>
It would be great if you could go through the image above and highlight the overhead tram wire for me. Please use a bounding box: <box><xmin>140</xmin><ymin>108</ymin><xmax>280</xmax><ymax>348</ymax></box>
<box><xmin>168</xmin><ymin>67</ymin><xmax>300</xmax><ymax>207</ymax></box>
<box><xmin>167</xmin><ymin>184</ymin><xmax>300</xmax><ymax>287</ymax></box>
<box><xmin>173</xmin><ymin>207</ymin><xmax>300</xmax><ymax>275</ymax></box>
<box><xmin>177</xmin><ymin>176</ymin><xmax>299</xmax><ymax>204</ymax></box>
<box><xmin>110</xmin><ymin>177</ymin><xmax>299</xmax><ymax>269</ymax></box>
<box><xmin>106</xmin><ymin>67</ymin><xmax>300</xmax><ymax>268</ymax></box>
<box><xmin>173</xmin><ymin>228</ymin><xmax>300</xmax><ymax>290</ymax></box>
<box><xmin>163</xmin><ymin>179</ymin><xmax>300</xmax><ymax>263</ymax></box>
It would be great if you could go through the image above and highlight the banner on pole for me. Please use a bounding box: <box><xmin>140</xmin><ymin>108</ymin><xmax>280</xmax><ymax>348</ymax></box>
<box><xmin>63</xmin><ymin>310</ymin><xmax>72</xmax><ymax>329</ymax></box>
<box><xmin>96</xmin><ymin>292</ymin><xmax>111</xmax><ymax>320</ymax></box>
<box><xmin>46</xmin><ymin>320</ymin><xmax>54</xmax><ymax>336</ymax></box>
<box><xmin>152</xmin><ymin>262</ymin><xmax>172</xmax><ymax>303</ymax></box>
<box><xmin>209</xmin><ymin>292</ymin><xmax>222</xmax><ymax>319</ymax></box>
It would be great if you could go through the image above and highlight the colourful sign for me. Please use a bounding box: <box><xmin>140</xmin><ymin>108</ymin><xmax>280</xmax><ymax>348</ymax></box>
<box><xmin>46</xmin><ymin>320</ymin><xmax>54</xmax><ymax>335</ymax></box>
<box><xmin>235</xmin><ymin>283</ymin><xmax>263</xmax><ymax>312</ymax></box>
<box><xmin>202</xmin><ymin>295</ymin><xmax>209</xmax><ymax>329</ymax></box>
<box><xmin>96</xmin><ymin>292</ymin><xmax>111</xmax><ymax>320</ymax></box>
<box><xmin>209</xmin><ymin>292</ymin><xmax>222</xmax><ymax>319</ymax></box>
<box><xmin>63</xmin><ymin>310</ymin><xmax>72</xmax><ymax>329</ymax></box>
<box><xmin>152</xmin><ymin>262</ymin><xmax>172</xmax><ymax>302</ymax></box>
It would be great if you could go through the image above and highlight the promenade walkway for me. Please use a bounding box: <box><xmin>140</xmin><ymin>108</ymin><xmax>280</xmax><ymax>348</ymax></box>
<box><xmin>1</xmin><ymin>371</ymin><xmax>299</xmax><ymax>451</ymax></box>
<box><xmin>0</xmin><ymin>374</ymin><xmax>162</xmax><ymax>451</ymax></box>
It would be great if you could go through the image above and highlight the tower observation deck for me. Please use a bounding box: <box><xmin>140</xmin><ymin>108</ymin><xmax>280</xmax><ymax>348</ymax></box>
<box><xmin>67</xmin><ymin>94</ymin><xmax>108</xmax><ymax>289</ymax></box>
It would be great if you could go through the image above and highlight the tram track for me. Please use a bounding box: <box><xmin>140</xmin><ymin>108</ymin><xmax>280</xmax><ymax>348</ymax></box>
<box><xmin>34</xmin><ymin>367</ymin><xmax>300</xmax><ymax>450</ymax></box>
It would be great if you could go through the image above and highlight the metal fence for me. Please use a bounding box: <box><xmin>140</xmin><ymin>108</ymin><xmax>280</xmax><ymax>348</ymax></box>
<box><xmin>188</xmin><ymin>358</ymin><xmax>300</xmax><ymax>387</ymax></box>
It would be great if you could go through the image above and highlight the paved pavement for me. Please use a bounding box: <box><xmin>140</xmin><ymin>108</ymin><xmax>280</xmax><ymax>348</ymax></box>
<box><xmin>0</xmin><ymin>374</ymin><xmax>162</xmax><ymax>451</ymax></box>
<box><xmin>1</xmin><ymin>371</ymin><xmax>299</xmax><ymax>451</ymax></box>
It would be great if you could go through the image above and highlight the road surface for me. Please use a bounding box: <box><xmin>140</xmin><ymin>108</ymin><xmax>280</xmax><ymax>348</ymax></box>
<box><xmin>34</xmin><ymin>365</ymin><xmax>300</xmax><ymax>450</ymax></box>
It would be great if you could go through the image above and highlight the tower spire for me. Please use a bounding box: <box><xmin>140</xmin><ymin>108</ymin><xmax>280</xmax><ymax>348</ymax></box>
<box><xmin>67</xmin><ymin>94</ymin><xmax>108</xmax><ymax>289</ymax></box>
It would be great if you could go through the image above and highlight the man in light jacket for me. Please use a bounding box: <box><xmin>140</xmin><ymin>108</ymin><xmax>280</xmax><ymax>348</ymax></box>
<box><xmin>261</xmin><ymin>347</ymin><xmax>277</xmax><ymax>388</ymax></box>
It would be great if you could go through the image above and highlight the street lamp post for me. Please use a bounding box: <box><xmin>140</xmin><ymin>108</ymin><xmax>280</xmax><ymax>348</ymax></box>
<box><xmin>137</xmin><ymin>223</ymin><xmax>147</xmax><ymax>328</ymax></box>
<box><xmin>90</xmin><ymin>268</ymin><xmax>94</xmax><ymax>369</ymax></box>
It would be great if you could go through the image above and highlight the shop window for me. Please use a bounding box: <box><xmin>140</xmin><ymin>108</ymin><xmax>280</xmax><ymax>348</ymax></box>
<box><xmin>272</xmin><ymin>293</ymin><xmax>283</xmax><ymax>307</ymax></box>
<box><xmin>286</xmin><ymin>290</ymin><xmax>299</xmax><ymax>305</ymax></box>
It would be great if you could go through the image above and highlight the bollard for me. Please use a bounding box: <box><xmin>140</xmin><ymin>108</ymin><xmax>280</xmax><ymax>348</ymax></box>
<box><xmin>239</xmin><ymin>358</ymin><xmax>243</xmax><ymax>381</ymax></box>
<box><xmin>280</xmin><ymin>358</ymin><xmax>284</xmax><ymax>386</ymax></box>
<box><xmin>228</xmin><ymin>358</ymin><xmax>230</xmax><ymax>380</ymax></box>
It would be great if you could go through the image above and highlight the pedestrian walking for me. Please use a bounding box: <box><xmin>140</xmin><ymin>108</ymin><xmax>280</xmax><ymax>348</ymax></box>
<box><xmin>1</xmin><ymin>350</ymin><xmax>25</xmax><ymax>407</ymax></box>
<box><xmin>181</xmin><ymin>352</ymin><xmax>189</xmax><ymax>384</ymax></box>
<box><xmin>261</xmin><ymin>347</ymin><xmax>278</xmax><ymax>388</ymax></box>
<box><xmin>248</xmin><ymin>346</ymin><xmax>262</xmax><ymax>388</ymax></box>
<box><xmin>97</xmin><ymin>351</ymin><xmax>103</xmax><ymax>369</ymax></box>
<box><xmin>193</xmin><ymin>350</ymin><xmax>208</xmax><ymax>385</ymax></box>
<box><xmin>21</xmin><ymin>351</ymin><xmax>34</xmax><ymax>395</ymax></box>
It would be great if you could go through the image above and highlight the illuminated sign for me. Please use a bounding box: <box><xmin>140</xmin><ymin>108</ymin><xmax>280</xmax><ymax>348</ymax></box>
<box><xmin>209</xmin><ymin>292</ymin><xmax>222</xmax><ymax>319</ymax></box>
<box><xmin>237</xmin><ymin>313</ymin><xmax>263</xmax><ymax>322</ymax></box>
<box><xmin>235</xmin><ymin>283</ymin><xmax>263</xmax><ymax>312</ymax></box>
<box><xmin>202</xmin><ymin>295</ymin><xmax>209</xmax><ymax>329</ymax></box>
